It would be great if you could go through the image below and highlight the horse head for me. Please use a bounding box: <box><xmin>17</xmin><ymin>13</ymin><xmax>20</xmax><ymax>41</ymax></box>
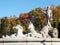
<box><xmin>28</xmin><ymin>22</ymin><xmax>35</xmax><ymax>30</ymax></box>
<box><xmin>13</xmin><ymin>25</ymin><xmax>23</xmax><ymax>31</ymax></box>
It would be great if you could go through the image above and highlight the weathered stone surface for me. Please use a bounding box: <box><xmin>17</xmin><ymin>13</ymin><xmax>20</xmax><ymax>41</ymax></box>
<box><xmin>0</xmin><ymin>38</ymin><xmax>60</xmax><ymax>45</ymax></box>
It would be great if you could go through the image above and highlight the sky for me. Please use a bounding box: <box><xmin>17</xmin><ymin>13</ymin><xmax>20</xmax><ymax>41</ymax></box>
<box><xmin>0</xmin><ymin>0</ymin><xmax>60</xmax><ymax>18</ymax></box>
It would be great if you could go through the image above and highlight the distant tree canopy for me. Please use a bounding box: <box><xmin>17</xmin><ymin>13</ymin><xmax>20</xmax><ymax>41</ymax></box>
<box><xmin>0</xmin><ymin>5</ymin><xmax>60</xmax><ymax>38</ymax></box>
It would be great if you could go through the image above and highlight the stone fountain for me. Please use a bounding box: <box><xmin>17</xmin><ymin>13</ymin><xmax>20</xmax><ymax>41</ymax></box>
<box><xmin>0</xmin><ymin>7</ymin><xmax>59</xmax><ymax>45</ymax></box>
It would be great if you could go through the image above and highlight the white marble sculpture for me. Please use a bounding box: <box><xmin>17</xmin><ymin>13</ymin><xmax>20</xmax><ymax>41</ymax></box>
<box><xmin>41</xmin><ymin>6</ymin><xmax>58</xmax><ymax>38</ymax></box>
<box><xmin>42</xmin><ymin>6</ymin><xmax>52</xmax><ymax>27</ymax></box>
<box><xmin>28</xmin><ymin>22</ymin><xmax>42</xmax><ymax>38</ymax></box>
<box><xmin>10</xmin><ymin>33</ymin><xmax>17</xmax><ymax>38</ymax></box>
<box><xmin>53</xmin><ymin>28</ymin><xmax>58</xmax><ymax>38</ymax></box>
<box><xmin>2</xmin><ymin>35</ymin><xmax>10</xmax><ymax>38</ymax></box>
<box><xmin>2</xmin><ymin>25</ymin><xmax>26</xmax><ymax>38</ymax></box>
<box><xmin>40</xmin><ymin>25</ymin><xmax>51</xmax><ymax>38</ymax></box>
<box><xmin>50</xmin><ymin>28</ymin><xmax>58</xmax><ymax>38</ymax></box>
<box><xmin>1</xmin><ymin>6</ymin><xmax>58</xmax><ymax>39</ymax></box>
<box><xmin>2</xmin><ymin>35</ymin><xmax>5</xmax><ymax>38</ymax></box>
<box><xmin>13</xmin><ymin>25</ymin><xmax>27</xmax><ymax>38</ymax></box>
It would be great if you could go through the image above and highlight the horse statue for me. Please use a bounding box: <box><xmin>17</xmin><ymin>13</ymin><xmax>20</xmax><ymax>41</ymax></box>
<box><xmin>28</xmin><ymin>21</ymin><xmax>42</xmax><ymax>38</ymax></box>
<box><xmin>12</xmin><ymin>25</ymin><xmax>27</xmax><ymax>38</ymax></box>
<box><xmin>2</xmin><ymin>25</ymin><xmax>25</xmax><ymax>38</ymax></box>
<box><xmin>40</xmin><ymin>25</ymin><xmax>51</xmax><ymax>38</ymax></box>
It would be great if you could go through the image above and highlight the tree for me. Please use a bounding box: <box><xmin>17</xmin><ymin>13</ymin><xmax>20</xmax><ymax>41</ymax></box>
<box><xmin>1</xmin><ymin>17</ymin><xmax>11</xmax><ymax>36</ymax></box>
<box><xmin>29</xmin><ymin>8</ymin><xmax>47</xmax><ymax>31</ymax></box>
